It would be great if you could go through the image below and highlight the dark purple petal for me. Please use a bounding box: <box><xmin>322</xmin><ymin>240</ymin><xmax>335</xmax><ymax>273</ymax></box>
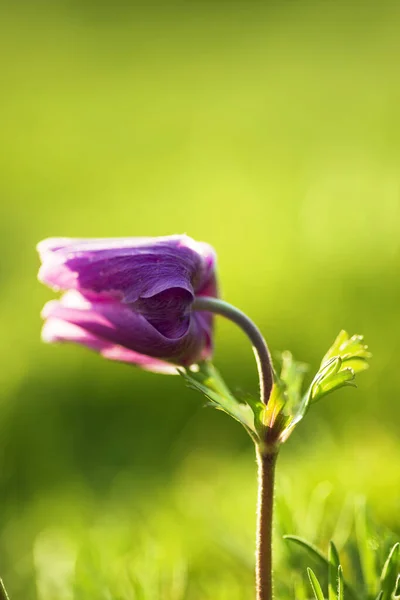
<box><xmin>42</xmin><ymin>317</ymin><xmax>178</xmax><ymax>373</ymax></box>
<box><xmin>42</xmin><ymin>290</ymin><xmax>212</xmax><ymax>366</ymax></box>
<box><xmin>38</xmin><ymin>235</ymin><xmax>215</xmax><ymax>302</ymax></box>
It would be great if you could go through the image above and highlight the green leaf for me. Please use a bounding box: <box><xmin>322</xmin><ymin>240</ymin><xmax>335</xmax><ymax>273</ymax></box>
<box><xmin>380</xmin><ymin>542</ymin><xmax>400</xmax><ymax>600</ymax></box>
<box><xmin>0</xmin><ymin>579</ymin><xmax>10</xmax><ymax>600</ymax></box>
<box><xmin>267</xmin><ymin>352</ymin><xmax>309</xmax><ymax>442</ymax></box>
<box><xmin>179</xmin><ymin>361</ymin><xmax>257</xmax><ymax>438</ymax></box>
<box><xmin>340</xmin><ymin>357</ymin><xmax>370</xmax><ymax>374</ymax></box>
<box><xmin>257</xmin><ymin>380</ymin><xmax>293</xmax><ymax>447</ymax></box>
<box><xmin>303</xmin><ymin>331</ymin><xmax>370</xmax><ymax>409</ymax></box>
<box><xmin>311</xmin><ymin>365</ymin><xmax>356</xmax><ymax>404</ymax></box>
<box><xmin>395</xmin><ymin>576</ymin><xmax>400</xmax><ymax>597</ymax></box>
<box><xmin>259</xmin><ymin>379</ymin><xmax>287</xmax><ymax>428</ymax></box>
<box><xmin>329</xmin><ymin>542</ymin><xmax>340</xmax><ymax>600</ymax></box>
<box><xmin>308</xmin><ymin>568</ymin><xmax>325</xmax><ymax>600</ymax></box>
<box><xmin>337</xmin><ymin>566</ymin><xmax>344</xmax><ymax>600</ymax></box>
<box><xmin>284</xmin><ymin>536</ymin><xmax>361</xmax><ymax>600</ymax></box>
<box><xmin>355</xmin><ymin>498</ymin><xmax>377</xmax><ymax>593</ymax></box>
<box><xmin>243</xmin><ymin>394</ymin><xmax>265</xmax><ymax>421</ymax></box>
<box><xmin>277</xmin><ymin>350</ymin><xmax>309</xmax><ymax>411</ymax></box>
<box><xmin>284</xmin><ymin>535</ymin><xmax>328</xmax><ymax>567</ymax></box>
<box><xmin>322</xmin><ymin>331</ymin><xmax>371</xmax><ymax>364</ymax></box>
<box><xmin>322</xmin><ymin>330</ymin><xmax>350</xmax><ymax>363</ymax></box>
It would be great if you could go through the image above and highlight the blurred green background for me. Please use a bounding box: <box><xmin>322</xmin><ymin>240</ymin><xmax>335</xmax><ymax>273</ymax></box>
<box><xmin>1</xmin><ymin>0</ymin><xmax>400</xmax><ymax>597</ymax></box>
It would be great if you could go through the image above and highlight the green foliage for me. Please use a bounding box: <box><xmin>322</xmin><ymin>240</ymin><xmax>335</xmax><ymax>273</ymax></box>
<box><xmin>283</xmin><ymin>535</ymin><xmax>329</xmax><ymax>568</ymax></box>
<box><xmin>266</xmin><ymin>352</ymin><xmax>310</xmax><ymax>444</ymax></box>
<box><xmin>275</xmin><ymin>351</ymin><xmax>309</xmax><ymax>414</ymax></box>
<box><xmin>380</xmin><ymin>543</ymin><xmax>400</xmax><ymax>600</ymax></box>
<box><xmin>308</xmin><ymin>568</ymin><xmax>326</xmax><ymax>600</ymax></box>
<box><xmin>355</xmin><ymin>498</ymin><xmax>378</xmax><ymax>594</ymax></box>
<box><xmin>307</xmin><ymin>332</ymin><xmax>371</xmax><ymax>406</ymax></box>
<box><xmin>179</xmin><ymin>362</ymin><xmax>258</xmax><ymax>441</ymax></box>
<box><xmin>262</xmin><ymin>330</ymin><xmax>370</xmax><ymax>445</ymax></box>
<box><xmin>329</xmin><ymin>542</ymin><xmax>341</xmax><ymax>600</ymax></box>
<box><xmin>0</xmin><ymin>466</ymin><xmax>398</xmax><ymax>600</ymax></box>
<box><xmin>307</xmin><ymin>566</ymin><xmax>346</xmax><ymax>600</ymax></box>
<box><xmin>181</xmin><ymin>331</ymin><xmax>370</xmax><ymax>451</ymax></box>
<box><xmin>286</xmin><ymin>505</ymin><xmax>399</xmax><ymax>600</ymax></box>
<box><xmin>0</xmin><ymin>580</ymin><xmax>10</xmax><ymax>600</ymax></box>
<box><xmin>338</xmin><ymin>566</ymin><xmax>344</xmax><ymax>600</ymax></box>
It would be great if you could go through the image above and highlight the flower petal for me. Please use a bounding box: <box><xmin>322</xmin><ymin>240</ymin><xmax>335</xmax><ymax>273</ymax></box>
<box><xmin>42</xmin><ymin>317</ymin><xmax>177</xmax><ymax>373</ymax></box>
<box><xmin>42</xmin><ymin>290</ymin><xmax>211</xmax><ymax>366</ymax></box>
<box><xmin>37</xmin><ymin>235</ymin><xmax>215</xmax><ymax>302</ymax></box>
<box><xmin>38</xmin><ymin>235</ymin><xmax>217</xmax><ymax>368</ymax></box>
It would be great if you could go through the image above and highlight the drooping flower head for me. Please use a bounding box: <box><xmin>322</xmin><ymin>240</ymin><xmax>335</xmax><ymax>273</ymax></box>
<box><xmin>37</xmin><ymin>235</ymin><xmax>217</xmax><ymax>373</ymax></box>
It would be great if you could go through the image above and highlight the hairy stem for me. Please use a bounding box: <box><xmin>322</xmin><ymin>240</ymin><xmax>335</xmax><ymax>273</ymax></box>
<box><xmin>192</xmin><ymin>296</ymin><xmax>273</xmax><ymax>405</ymax></box>
<box><xmin>256</xmin><ymin>449</ymin><xmax>277</xmax><ymax>600</ymax></box>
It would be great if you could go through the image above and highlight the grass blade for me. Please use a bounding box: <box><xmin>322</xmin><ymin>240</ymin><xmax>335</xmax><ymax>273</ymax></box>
<box><xmin>395</xmin><ymin>575</ymin><xmax>400</xmax><ymax>596</ymax></box>
<box><xmin>380</xmin><ymin>542</ymin><xmax>400</xmax><ymax>600</ymax></box>
<box><xmin>284</xmin><ymin>535</ymin><xmax>361</xmax><ymax>600</ymax></box>
<box><xmin>337</xmin><ymin>566</ymin><xmax>344</xmax><ymax>600</ymax></box>
<box><xmin>0</xmin><ymin>579</ymin><xmax>10</xmax><ymax>600</ymax></box>
<box><xmin>284</xmin><ymin>535</ymin><xmax>328</xmax><ymax>566</ymax></box>
<box><xmin>308</xmin><ymin>568</ymin><xmax>325</xmax><ymax>600</ymax></box>
<box><xmin>329</xmin><ymin>541</ymin><xmax>340</xmax><ymax>600</ymax></box>
<box><xmin>355</xmin><ymin>498</ymin><xmax>376</xmax><ymax>593</ymax></box>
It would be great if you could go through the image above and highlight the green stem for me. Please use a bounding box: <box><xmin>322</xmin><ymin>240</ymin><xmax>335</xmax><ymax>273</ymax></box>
<box><xmin>192</xmin><ymin>296</ymin><xmax>273</xmax><ymax>405</ymax></box>
<box><xmin>256</xmin><ymin>449</ymin><xmax>277</xmax><ymax>600</ymax></box>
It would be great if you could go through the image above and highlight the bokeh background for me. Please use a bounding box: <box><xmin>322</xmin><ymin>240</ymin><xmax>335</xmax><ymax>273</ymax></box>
<box><xmin>1</xmin><ymin>0</ymin><xmax>400</xmax><ymax>598</ymax></box>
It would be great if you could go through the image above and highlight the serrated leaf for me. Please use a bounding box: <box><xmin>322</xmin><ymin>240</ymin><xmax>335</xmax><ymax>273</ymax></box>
<box><xmin>308</xmin><ymin>568</ymin><xmax>325</xmax><ymax>600</ymax></box>
<box><xmin>380</xmin><ymin>542</ymin><xmax>400</xmax><ymax>600</ymax></box>
<box><xmin>303</xmin><ymin>330</ymin><xmax>370</xmax><ymax>409</ymax></box>
<box><xmin>322</xmin><ymin>331</ymin><xmax>371</xmax><ymax>364</ymax></box>
<box><xmin>329</xmin><ymin>542</ymin><xmax>340</xmax><ymax>600</ymax></box>
<box><xmin>337</xmin><ymin>566</ymin><xmax>344</xmax><ymax>600</ymax></box>
<box><xmin>340</xmin><ymin>336</ymin><xmax>371</xmax><ymax>359</ymax></box>
<box><xmin>180</xmin><ymin>361</ymin><xmax>257</xmax><ymax>436</ymax></box>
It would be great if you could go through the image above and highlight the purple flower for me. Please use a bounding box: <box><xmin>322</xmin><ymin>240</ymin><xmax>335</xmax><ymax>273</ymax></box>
<box><xmin>37</xmin><ymin>235</ymin><xmax>217</xmax><ymax>373</ymax></box>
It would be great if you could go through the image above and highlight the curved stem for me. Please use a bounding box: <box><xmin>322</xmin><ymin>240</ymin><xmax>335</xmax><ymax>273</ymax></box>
<box><xmin>192</xmin><ymin>296</ymin><xmax>273</xmax><ymax>405</ymax></box>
